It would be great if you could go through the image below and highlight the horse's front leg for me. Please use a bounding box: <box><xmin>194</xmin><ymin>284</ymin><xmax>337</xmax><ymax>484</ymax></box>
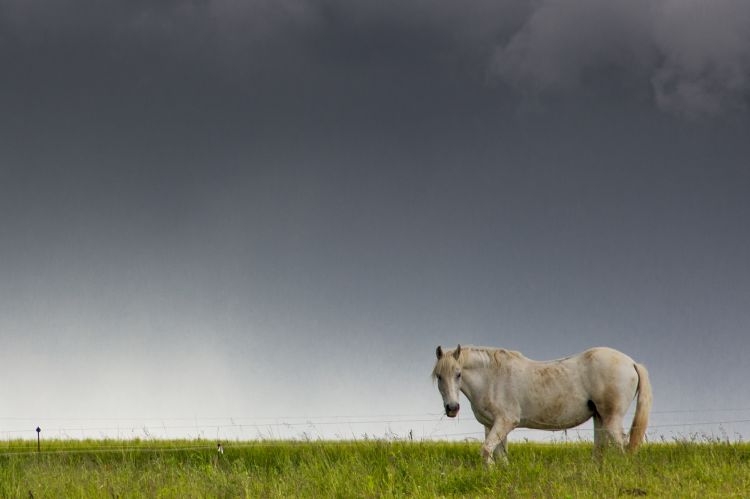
<box><xmin>482</xmin><ymin>420</ymin><xmax>514</xmax><ymax>466</ymax></box>
<box><xmin>485</xmin><ymin>427</ymin><xmax>508</xmax><ymax>461</ymax></box>
<box><xmin>494</xmin><ymin>436</ymin><xmax>509</xmax><ymax>461</ymax></box>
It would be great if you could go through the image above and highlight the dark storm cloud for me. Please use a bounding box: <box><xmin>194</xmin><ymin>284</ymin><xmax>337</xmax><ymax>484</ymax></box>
<box><xmin>492</xmin><ymin>0</ymin><xmax>750</xmax><ymax>117</ymax></box>
<box><xmin>4</xmin><ymin>0</ymin><xmax>749</xmax><ymax>117</ymax></box>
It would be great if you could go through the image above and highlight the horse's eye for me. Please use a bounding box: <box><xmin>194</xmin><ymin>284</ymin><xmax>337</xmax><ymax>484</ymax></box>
<box><xmin>456</xmin><ymin>372</ymin><xmax>461</xmax><ymax>379</ymax></box>
<box><xmin>437</xmin><ymin>375</ymin><xmax>442</xmax><ymax>381</ymax></box>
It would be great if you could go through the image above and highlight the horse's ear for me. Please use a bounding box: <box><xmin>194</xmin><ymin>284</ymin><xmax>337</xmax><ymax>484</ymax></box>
<box><xmin>453</xmin><ymin>344</ymin><xmax>461</xmax><ymax>360</ymax></box>
<box><xmin>436</xmin><ymin>346</ymin><xmax>443</xmax><ymax>359</ymax></box>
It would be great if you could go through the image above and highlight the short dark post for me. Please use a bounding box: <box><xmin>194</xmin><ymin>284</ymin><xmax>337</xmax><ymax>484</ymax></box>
<box><xmin>36</xmin><ymin>427</ymin><xmax>41</xmax><ymax>453</ymax></box>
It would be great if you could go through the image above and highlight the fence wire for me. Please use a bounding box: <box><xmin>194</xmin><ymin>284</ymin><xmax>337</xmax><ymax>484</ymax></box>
<box><xmin>0</xmin><ymin>409</ymin><xmax>749</xmax><ymax>447</ymax></box>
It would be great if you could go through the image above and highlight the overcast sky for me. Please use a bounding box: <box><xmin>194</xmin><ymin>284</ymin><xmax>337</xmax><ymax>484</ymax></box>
<box><xmin>1</xmin><ymin>0</ymin><xmax>749</xmax><ymax>441</ymax></box>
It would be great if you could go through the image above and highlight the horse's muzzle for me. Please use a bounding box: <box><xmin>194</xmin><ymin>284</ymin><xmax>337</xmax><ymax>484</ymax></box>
<box><xmin>445</xmin><ymin>403</ymin><xmax>460</xmax><ymax>418</ymax></box>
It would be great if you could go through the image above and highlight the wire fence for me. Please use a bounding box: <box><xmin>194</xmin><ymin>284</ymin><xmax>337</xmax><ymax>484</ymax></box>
<box><xmin>1</xmin><ymin>407</ymin><xmax>749</xmax><ymax>449</ymax></box>
<box><xmin>2</xmin><ymin>417</ymin><xmax>750</xmax><ymax>436</ymax></box>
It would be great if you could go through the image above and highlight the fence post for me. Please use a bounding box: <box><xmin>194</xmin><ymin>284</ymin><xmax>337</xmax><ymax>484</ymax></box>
<box><xmin>36</xmin><ymin>427</ymin><xmax>41</xmax><ymax>453</ymax></box>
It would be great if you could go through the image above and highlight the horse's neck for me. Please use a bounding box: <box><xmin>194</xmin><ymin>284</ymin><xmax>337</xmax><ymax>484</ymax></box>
<box><xmin>459</xmin><ymin>365</ymin><xmax>489</xmax><ymax>404</ymax></box>
<box><xmin>459</xmin><ymin>350</ymin><xmax>520</xmax><ymax>402</ymax></box>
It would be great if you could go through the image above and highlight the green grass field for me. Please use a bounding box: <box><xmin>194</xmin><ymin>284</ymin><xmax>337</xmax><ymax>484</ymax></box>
<box><xmin>1</xmin><ymin>439</ymin><xmax>748</xmax><ymax>497</ymax></box>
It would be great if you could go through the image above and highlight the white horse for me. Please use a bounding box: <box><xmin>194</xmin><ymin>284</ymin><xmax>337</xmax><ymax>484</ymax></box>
<box><xmin>432</xmin><ymin>345</ymin><xmax>652</xmax><ymax>464</ymax></box>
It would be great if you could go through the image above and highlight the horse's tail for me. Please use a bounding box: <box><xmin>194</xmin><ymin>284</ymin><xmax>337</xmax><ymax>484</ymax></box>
<box><xmin>627</xmin><ymin>363</ymin><xmax>652</xmax><ymax>452</ymax></box>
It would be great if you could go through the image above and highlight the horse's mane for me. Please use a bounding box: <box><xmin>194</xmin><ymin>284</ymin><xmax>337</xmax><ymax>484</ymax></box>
<box><xmin>433</xmin><ymin>345</ymin><xmax>525</xmax><ymax>378</ymax></box>
<box><xmin>460</xmin><ymin>346</ymin><xmax>525</xmax><ymax>369</ymax></box>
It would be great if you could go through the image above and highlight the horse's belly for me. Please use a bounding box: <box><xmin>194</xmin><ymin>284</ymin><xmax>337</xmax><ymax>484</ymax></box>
<box><xmin>520</xmin><ymin>398</ymin><xmax>593</xmax><ymax>430</ymax></box>
<box><xmin>520</xmin><ymin>411</ymin><xmax>591</xmax><ymax>430</ymax></box>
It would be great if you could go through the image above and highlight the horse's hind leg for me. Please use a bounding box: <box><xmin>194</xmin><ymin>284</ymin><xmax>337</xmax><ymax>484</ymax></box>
<box><xmin>602</xmin><ymin>414</ymin><xmax>625</xmax><ymax>451</ymax></box>
<box><xmin>593</xmin><ymin>414</ymin><xmax>606</xmax><ymax>459</ymax></box>
<box><xmin>593</xmin><ymin>407</ymin><xmax>625</xmax><ymax>457</ymax></box>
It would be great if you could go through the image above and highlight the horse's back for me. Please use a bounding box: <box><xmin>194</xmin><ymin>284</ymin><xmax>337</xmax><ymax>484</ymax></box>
<box><xmin>578</xmin><ymin>346</ymin><xmax>635</xmax><ymax>366</ymax></box>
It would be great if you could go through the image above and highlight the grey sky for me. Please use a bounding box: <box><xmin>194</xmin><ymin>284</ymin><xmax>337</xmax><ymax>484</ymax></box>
<box><xmin>1</xmin><ymin>0</ymin><xmax>749</xmax><ymax>441</ymax></box>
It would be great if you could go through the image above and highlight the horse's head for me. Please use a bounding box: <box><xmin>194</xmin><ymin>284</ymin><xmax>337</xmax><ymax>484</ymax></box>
<box><xmin>432</xmin><ymin>344</ymin><xmax>463</xmax><ymax>418</ymax></box>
